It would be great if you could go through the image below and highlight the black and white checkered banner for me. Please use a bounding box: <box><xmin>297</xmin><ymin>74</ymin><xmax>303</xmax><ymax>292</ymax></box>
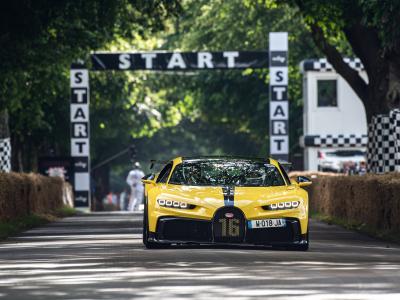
<box><xmin>301</xmin><ymin>58</ymin><xmax>364</xmax><ymax>72</ymax></box>
<box><xmin>91</xmin><ymin>51</ymin><xmax>269</xmax><ymax>71</ymax></box>
<box><xmin>269</xmin><ymin>32</ymin><xmax>289</xmax><ymax>161</ymax></box>
<box><xmin>367</xmin><ymin>109</ymin><xmax>400</xmax><ymax>173</ymax></box>
<box><xmin>391</xmin><ymin>109</ymin><xmax>400</xmax><ymax>171</ymax></box>
<box><xmin>70</xmin><ymin>66</ymin><xmax>90</xmax><ymax>208</ymax></box>
<box><xmin>0</xmin><ymin>138</ymin><xmax>11</xmax><ymax>172</ymax></box>
<box><xmin>303</xmin><ymin>134</ymin><xmax>368</xmax><ymax>148</ymax></box>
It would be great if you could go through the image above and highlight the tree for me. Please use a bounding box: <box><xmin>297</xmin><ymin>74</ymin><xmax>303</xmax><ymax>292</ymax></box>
<box><xmin>0</xmin><ymin>110</ymin><xmax>9</xmax><ymax>149</ymax></box>
<box><xmin>282</xmin><ymin>0</ymin><xmax>400</xmax><ymax>120</ymax></box>
<box><xmin>152</xmin><ymin>0</ymin><xmax>320</xmax><ymax>158</ymax></box>
<box><xmin>0</xmin><ymin>0</ymin><xmax>181</xmax><ymax>171</ymax></box>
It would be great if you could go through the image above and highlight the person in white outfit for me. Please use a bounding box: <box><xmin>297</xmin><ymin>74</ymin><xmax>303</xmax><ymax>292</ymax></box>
<box><xmin>126</xmin><ymin>162</ymin><xmax>145</xmax><ymax>211</ymax></box>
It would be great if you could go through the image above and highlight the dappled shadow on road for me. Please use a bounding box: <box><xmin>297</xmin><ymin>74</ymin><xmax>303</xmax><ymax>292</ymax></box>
<box><xmin>0</xmin><ymin>213</ymin><xmax>400</xmax><ymax>299</ymax></box>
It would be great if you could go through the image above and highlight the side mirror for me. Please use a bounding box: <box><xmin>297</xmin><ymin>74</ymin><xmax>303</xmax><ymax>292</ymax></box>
<box><xmin>142</xmin><ymin>179</ymin><xmax>156</xmax><ymax>186</ymax></box>
<box><xmin>296</xmin><ymin>176</ymin><xmax>312</xmax><ymax>187</ymax></box>
<box><xmin>142</xmin><ymin>173</ymin><xmax>156</xmax><ymax>185</ymax></box>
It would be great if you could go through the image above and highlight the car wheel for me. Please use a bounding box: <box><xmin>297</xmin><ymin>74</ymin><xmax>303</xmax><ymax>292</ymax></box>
<box><xmin>288</xmin><ymin>230</ymin><xmax>309</xmax><ymax>251</ymax></box>
<box><xmin>143</xmin><ymin>198</ymin><xmax>170</xmax><ymax>249</ymax></box>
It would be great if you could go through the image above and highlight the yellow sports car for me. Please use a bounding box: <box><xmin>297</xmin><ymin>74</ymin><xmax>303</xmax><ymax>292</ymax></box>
<box><xmin>142</xmin><ymin>156</ymin><xmax>312</xmax><ymax>250</ymax></box>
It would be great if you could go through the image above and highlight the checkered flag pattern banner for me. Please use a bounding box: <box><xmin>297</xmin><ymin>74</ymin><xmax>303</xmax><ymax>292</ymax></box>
<box><xmin>303</xmin><ymin>134</ymin><xmax>368</xmax><ymax>148</ymax></box>
<box><xmin>0</xmin><ymin>138</ymin><xmax>11</xmax><ymax>172</ymax></box>
<box><xmin>301</xmin><ymin>58</ymin><xmax>364</xmax><ymax>72</ymax></box>
<box><xmin>390</xmin><ymin>109</ymin><xmax>400</xmax><ymax>171</ymax></box>
<box><xmin>367</xmin><ymin>110</ymin><xmax>400</xmax><ymax>173</ymax></box>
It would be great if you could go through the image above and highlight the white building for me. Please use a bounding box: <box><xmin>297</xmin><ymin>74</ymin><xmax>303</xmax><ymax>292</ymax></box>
<box><xmin>300</xmin><ymin>58</ymin><xmax>368</xmax><ymax>171</ymax></box>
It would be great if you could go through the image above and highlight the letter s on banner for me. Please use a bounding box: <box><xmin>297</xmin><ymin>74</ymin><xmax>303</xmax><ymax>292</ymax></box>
<box><xmin>119</xmin><ymin>54</ymin><xmax>131</xmax><ymax>69</ymax></box>
<box><xmin>70</xmin><ymin>70</ymin><xmax>88</xmax><ymax>88</ymax></box>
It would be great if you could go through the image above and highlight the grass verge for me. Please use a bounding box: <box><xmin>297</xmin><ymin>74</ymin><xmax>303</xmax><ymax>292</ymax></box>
<box><xmin>311</xmin><ymin>212</ymin><xmax>400</xmax><ymax>244</ymax></box>
<box><xmin>56</xmin><ymin>206</ymin><xmax>77</xmax><ymax>217</ymax></box>
<box><xmin>0</xmin><ymin>206</ymin><xmax>77</xmax><ymax>240</ymax></box>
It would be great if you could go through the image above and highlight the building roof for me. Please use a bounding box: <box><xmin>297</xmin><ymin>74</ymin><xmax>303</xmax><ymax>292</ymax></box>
<box><xmin>300</xmin><ymin>58</ymin><xmax>364</xmax><ymax>73</ymax></box>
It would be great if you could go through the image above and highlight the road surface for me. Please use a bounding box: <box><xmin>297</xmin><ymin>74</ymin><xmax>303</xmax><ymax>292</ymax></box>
<box><xmin>0</xmin><ymin>212</ymin><xmax>400</xmax><ymax>299</ymax></box>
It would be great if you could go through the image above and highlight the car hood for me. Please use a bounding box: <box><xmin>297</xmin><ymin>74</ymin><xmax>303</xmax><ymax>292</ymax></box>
<box><xmin>158</xmin><ymin>184</ymin><xmax>299</xmax><ymax>205</ymax></box>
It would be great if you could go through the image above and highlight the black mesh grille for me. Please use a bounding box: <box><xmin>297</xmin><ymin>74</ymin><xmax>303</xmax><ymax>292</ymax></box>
<box><xmin>156</xmin><ymin>217</ymin><xmax>212</xmax><ymax>242</ymax></box>
<box><xmin>155</xmin><ymin>215</ymin><xmax>302</xmax><ymax>245</ymax></box>
<box><xmin>212</xmin><ymin>207</ymin><xmax>246</xmax><ymax>243</ymax></box>
<box><xmin>246</xmin><ymin>218</ymin><xmax>301</xmax><ymax>244</ymax></box>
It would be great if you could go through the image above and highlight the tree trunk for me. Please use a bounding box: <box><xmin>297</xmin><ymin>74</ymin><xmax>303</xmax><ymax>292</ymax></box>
<box><xmin>366</xmin><ymin>59</ymin><xmax>399</xmax><ymax>120</ymax></box>
<box><xmin>302</xmin><ymin>9</ymin><xmax>400</xmax><ymax>173</ymax></box>
<box><xmin>17</xmin><ymin>145</ymin><xmax>23</xmax><ymax>172</ymax></box>
<box><xmin>386</xmin><ymin>57</ymin><xmax>400</xmax><ymax>109</ymax></box>
<box><xmin>364</xmin><ymin>57</ymin><xmax>400</xmax><ymax>173</ymax></box>
<box><xmin>11</xmin><ymin>134</ymin><xmax>24</xmax><ymax>172</ymax></box>
<box><xmin>0</xmin><ymin>109</ymin><xmax>9</xmax><ymax>139</ymax></box>
<box><xmin>93</xmin><ymin>164</ymin><xmax>110</xmax><ymax>211</ymax></box>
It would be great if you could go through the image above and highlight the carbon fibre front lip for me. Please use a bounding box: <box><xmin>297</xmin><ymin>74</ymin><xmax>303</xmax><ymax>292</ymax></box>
<box><xmin>148</xmin><ymin>232</ymin><xmax>308</xmax><ymax>247</ymax></box>
<box><xmin>149</xmin><ymin>221</ymin><xmax>307</xmax><ymax>246</ymax></box>
<box><xmin>154</xmin><ymin>215</ymin><xmax>304</xmax><ymax>242</ymax></box>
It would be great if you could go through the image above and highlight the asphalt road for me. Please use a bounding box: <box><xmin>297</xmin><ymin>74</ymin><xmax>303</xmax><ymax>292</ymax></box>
<box><xmin>1</xmin><ymin>212</ymin><xmax>400</xmax><ymax>300</ymax></box>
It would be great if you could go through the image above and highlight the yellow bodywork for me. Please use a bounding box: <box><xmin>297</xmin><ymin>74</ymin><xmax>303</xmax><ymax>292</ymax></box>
<box><xmin>144</xmin><ymin>157</ymin><xmax>309</xmax><ymax>235</ymax></box>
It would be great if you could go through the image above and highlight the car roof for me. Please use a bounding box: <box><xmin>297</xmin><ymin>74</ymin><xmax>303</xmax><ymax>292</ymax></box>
<box><xmin>183</xmin><ymin>156</ymin><xmax>268</xmax><ymax>161</ymax></box>
<box><xmin>170</xmin><ymin>156</ymin><xmax>279</xmax><ymax>166</ymax></box>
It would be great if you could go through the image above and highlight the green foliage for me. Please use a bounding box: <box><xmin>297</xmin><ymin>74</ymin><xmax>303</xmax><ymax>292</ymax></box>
<box><xmin>280</xmin><ymin>0</ymin><xmax>400</xmax><ymax>117</ymax></box>
<box><xmin>281</xmin><ymin>0</ymin><xmax>400</xmax><ymax>56</ymax></box>
<box><xmin>0</xmin><ymin>0</ymin><xmax>181</xmax><ymax>169</ymax></box>
<box><xmin>87</xmin><ymin>0</ymin><xmax>326</xmax><ymax>192</ymax></box>
<box><xmin>359</xmin><ymin>0</ymin><xmax>400</xmax><ymax>52</ymax></box>
<box><xmin>2</xmin><ymin>0</ymin><xmax>327</xmax><ymax>193</ymax></box>
<box><xmin>284</xmin><ymin>0</ymin><xmax>400</xmax><ymax>50</ymax></box>
<box><xmin>0</xmin><ymin>206</ymin><xmax>77</xmax><ymax>239</ymax></box>
<box><xmin>56</xmin><ymin>206</ymin><xmax>78</xmax><ymax>217</ymax></box>
<box><xmin>90</xmin><ymin>71</ymin><xmax>189</xmax><ymax>162</ymax></box>
<box><xmin>0</xmin><ymin>214</ymin><xmax>50</xmax><ymax>240</ymax></box>
<box><xmin>150</xmin><ymin>0</ymin><xmax>320</xmax><ymax>155</ymax></box>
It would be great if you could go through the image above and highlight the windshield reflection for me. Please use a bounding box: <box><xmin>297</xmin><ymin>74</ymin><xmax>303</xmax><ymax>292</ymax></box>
<box><xmin>169</xmin><ymin>160</ymin><xmax>285</xmax><ymax>187</ymax></box>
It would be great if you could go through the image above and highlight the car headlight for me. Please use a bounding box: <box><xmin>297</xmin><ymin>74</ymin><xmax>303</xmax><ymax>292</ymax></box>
<box><xmin>157</xmin><ymin>199</ymin><xmax>195</xmax><ymax>209</ymax></box>
<box><xmin>263</xmin><ymin>201</ymin><xmax>300</xmax><ymax>211</ymax></box>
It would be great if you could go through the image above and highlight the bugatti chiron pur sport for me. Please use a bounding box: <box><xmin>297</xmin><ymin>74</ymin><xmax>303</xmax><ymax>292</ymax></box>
<box><xmin>142</xmin><ymin>157</ymin><xmax>312</xmax><ymax>251</ymax></box>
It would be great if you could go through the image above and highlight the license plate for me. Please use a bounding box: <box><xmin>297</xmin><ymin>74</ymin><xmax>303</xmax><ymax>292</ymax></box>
<box><xmin>248</xmin><ymin>218</ymin><xmax>286</xmax><ymax>229</ymax></box>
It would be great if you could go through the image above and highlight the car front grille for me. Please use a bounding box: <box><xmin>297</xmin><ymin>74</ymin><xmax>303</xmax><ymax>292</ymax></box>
<box><xmin>212</xmin><ymin>206</ymin><xmax>246</xmax><ymax>243</ymax></box>
<box><xmin>246</xmin><ymin>218</ymin><xmax>302</xmax><ymax>244</ymax></box>
<box><xmin>156</xmin><ymin>217</ymin><xmax>212</xmax><ymax>242</ymax></box>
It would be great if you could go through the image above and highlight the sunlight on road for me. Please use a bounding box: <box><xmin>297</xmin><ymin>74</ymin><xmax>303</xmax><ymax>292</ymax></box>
<box><xmin>1</xmin><ymin>213</ymin><xmax>400</xmax><ymax>299</ymax></box>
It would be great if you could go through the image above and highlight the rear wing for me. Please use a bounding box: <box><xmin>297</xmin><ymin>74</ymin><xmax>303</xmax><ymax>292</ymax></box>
<box><xmin>277</xmin><ymin>160</ymin><xmax>292</xmax><ymax>173</ymax></box>
<box><xmin>149</xmin><ymin>160</ymin><xmax>169</xmax><ymax>170</ymax></box>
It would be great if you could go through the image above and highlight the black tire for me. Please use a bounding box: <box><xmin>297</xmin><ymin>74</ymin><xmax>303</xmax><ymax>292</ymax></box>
<box><xmin>143</xmin><ymin>198</ymin><xmax>169</xmax><ymax>249</ymax></box>
<box><xmin>288</xmin><ymin>230</ymin><xmax>309</xmax><ymax>251</ymax></box>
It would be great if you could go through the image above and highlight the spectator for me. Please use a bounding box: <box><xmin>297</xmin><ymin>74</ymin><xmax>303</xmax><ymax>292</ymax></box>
<box><xmin>119</xmin><ymin>188</ymin><xmax>129</xmax><ymax>211</ymax></box>
<box><xmin>126</xmin><ymin>162</ymin><xmax>145</xmax><ymax>211</ymax></box>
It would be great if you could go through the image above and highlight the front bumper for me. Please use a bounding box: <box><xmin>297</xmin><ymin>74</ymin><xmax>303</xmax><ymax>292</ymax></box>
<box><xmin>150</xmin><ymin>215</ymin><xmax>307</xmax><ymax>246</ymax></box>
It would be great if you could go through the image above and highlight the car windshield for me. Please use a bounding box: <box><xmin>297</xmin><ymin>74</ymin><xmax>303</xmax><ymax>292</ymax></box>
<box><xmin>169</xmin><ymin>160</ymin><xmax>286</xmax><ymax>187</ymax></box>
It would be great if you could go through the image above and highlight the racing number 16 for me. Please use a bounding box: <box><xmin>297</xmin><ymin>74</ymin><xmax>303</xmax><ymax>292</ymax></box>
<box><xmin>219</xmin><ymin>218</ymin><xmax>240</xmax><ymax>237</ymax></box>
